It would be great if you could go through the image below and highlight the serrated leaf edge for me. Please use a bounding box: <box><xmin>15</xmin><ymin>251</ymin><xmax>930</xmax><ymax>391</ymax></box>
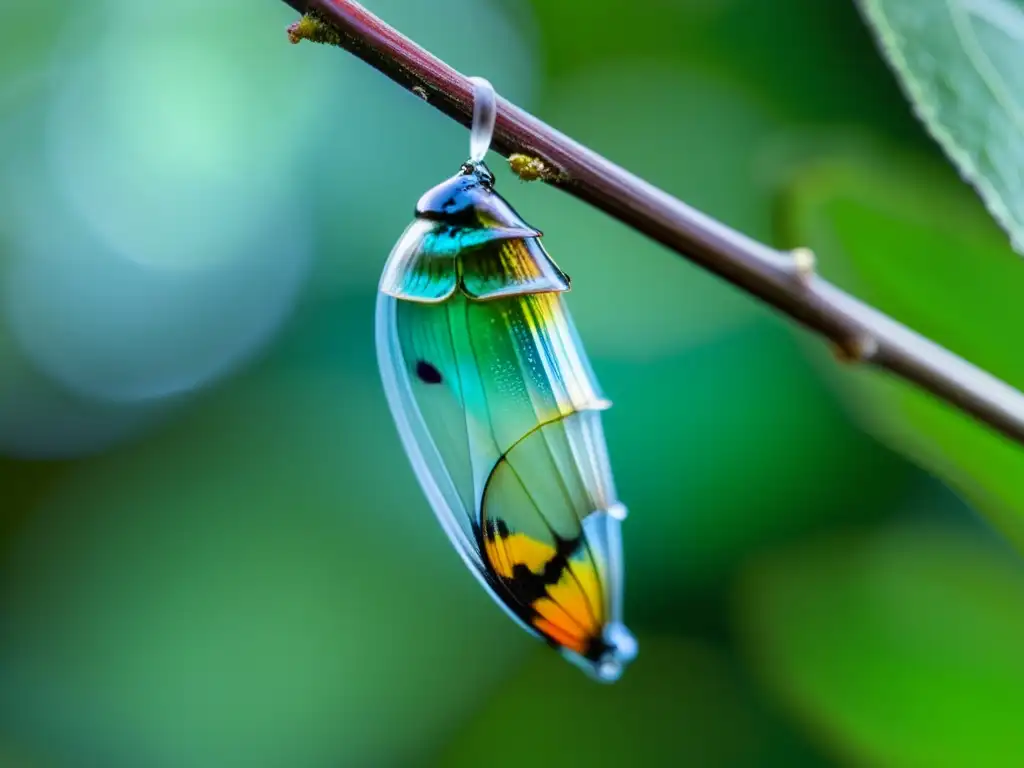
<box><xmin>856</xmin><ymin>0</ymin><xmax>1024</xmax><ymax>255</ymax></box>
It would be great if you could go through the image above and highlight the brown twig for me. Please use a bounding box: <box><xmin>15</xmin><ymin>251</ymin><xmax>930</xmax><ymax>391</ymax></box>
<box><xmin>282</xmin><ymin>0</ymin><xmax>1024</xmax><ymax>448</ymax></box>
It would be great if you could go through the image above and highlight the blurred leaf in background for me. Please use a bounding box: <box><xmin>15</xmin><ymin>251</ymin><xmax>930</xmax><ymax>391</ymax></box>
<box><xmin>737</xmin><ymin>519</ymin><xmax>1024</xmax><ymax>767</ymax></box>
<box><xmin>782</xmin><ymin>154</ymin><xmax>1024</xmax><ymax>548</ymax></box>
<box><xmin>439</xmin><ymin>635</ymin><xmax>827</xmax><ymax>767</ymax></box>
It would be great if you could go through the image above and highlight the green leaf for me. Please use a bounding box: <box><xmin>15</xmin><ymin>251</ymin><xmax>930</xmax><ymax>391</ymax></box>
<box><xmin>736</xmin><ymin>523</ymin><xmax>1024</xmax><ymax>767</ymax></box>
<box><xmin>783</xmin><ymin>155</ymin><xmax>1024</xmax><ymax>548</ymax></box>
<box><xmin>439</xmin><ymin>636</ymin><xmax>822</xmax><ymax>767</ymax></box>
<box><xmin>858</xmin><ymin>0</ymin><xmax>1024</xmax><ymax>253</ymax></box>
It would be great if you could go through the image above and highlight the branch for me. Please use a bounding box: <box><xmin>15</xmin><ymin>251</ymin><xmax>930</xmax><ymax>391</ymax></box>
<box><xmin>282</xmin><ymin>0</ymin><xmax>1024</xmax><ymax>448</ymax></box>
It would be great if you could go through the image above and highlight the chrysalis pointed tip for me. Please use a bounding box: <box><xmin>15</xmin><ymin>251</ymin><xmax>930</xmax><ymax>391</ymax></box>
<box><xmin>571</xmin><ymin>622</ymin><xmax>638</xmax><ymax>683</ymax></box>
<box><xmin>606</xmin><ymin>502</ymin><xmax>628</xmax><ymax>520</ymax></box>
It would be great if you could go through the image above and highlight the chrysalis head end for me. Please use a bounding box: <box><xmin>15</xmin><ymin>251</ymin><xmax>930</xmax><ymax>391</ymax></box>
<box><xmin>414</xmin><ymin>164</ymin><xmax>540</xmax><ymax>240</ymax></box>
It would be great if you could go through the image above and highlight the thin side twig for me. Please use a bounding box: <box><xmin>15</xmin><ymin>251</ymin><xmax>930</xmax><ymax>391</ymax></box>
<box><xmin>282</xmin><ymin>0</ymin><xmax>1024</xmax><ymax>448</ymax></box>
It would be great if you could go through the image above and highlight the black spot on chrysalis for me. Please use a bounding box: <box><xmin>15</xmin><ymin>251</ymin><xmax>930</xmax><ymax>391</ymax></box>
<box><xmin>415</xmin><ymin>360</ymin><xmax>443</xmax><ymax>385</ymax></box>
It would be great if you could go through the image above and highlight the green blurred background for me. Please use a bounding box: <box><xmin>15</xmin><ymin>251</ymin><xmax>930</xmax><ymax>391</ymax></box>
<box><xmin>3</xmin><ymin>0</ymin><xmax>1024</xmax><ymax>766</ymax></box>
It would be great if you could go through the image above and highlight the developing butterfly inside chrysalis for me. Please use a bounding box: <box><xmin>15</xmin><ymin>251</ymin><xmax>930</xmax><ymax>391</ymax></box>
<box><xmin>374</xmin><ymin>77</ymin><xmax>636</xmax><ymax>682</ymax></box>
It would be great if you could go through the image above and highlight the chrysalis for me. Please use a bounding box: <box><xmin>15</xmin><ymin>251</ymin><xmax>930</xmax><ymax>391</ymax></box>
<box><xmin>375</xmin><ymin>78</ymin><xmax>636</xmax><ymax>681</ymax></box>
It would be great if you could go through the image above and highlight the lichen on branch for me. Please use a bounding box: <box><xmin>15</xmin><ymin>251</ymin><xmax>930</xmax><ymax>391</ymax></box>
<box><xmin>509</xmin><ymin>154</ymin><xmax>567</xmax><ymax>184</ymax></box>
<box><xmin>287</xmin><ymin>12</ymin><xmax>342</xmax><ymax>47</ymax></box>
